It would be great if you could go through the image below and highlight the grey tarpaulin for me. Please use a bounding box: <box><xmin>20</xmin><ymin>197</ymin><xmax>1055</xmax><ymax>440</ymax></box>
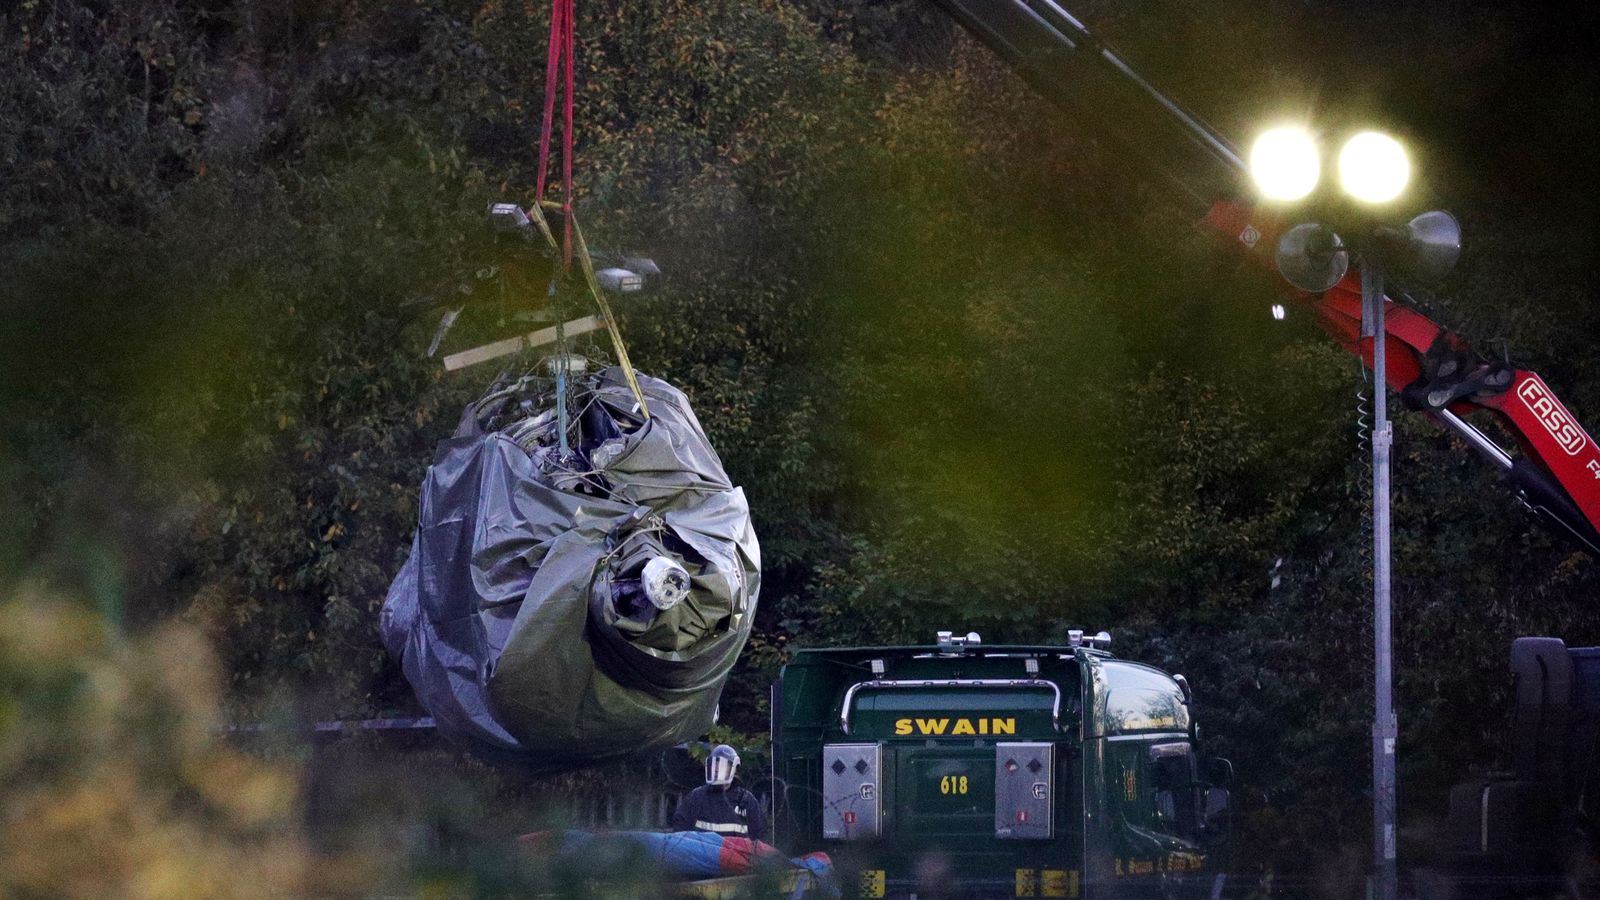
<box><xmin>380</xmin><ymin>366</ymin><xmax>759</xmax><ymax>766</ymax></box>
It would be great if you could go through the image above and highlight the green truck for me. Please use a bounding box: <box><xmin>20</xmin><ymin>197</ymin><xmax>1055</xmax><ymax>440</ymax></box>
<box><xmin>770</xmin><ymin>631</ymin><xmax>1232</xmax><ymax>898</ymax></box>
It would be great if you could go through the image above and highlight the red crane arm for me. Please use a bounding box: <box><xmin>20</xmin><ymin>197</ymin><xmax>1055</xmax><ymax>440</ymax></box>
<box><xmin>1203</xmin><ymin>201</ymin><xmax>1600</xmax><ymax>552</ymax></box>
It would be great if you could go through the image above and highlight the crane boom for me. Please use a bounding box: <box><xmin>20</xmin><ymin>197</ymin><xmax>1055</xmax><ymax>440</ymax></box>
<box><xmin>934</xmin><ymin>0</ymin><xmax>1600</xmax><ymax>554</ymax></box>
<box><xmin>934</xmin><ymin>0</ymin><xmax>1244</xmax><ymax>209</ymax></box>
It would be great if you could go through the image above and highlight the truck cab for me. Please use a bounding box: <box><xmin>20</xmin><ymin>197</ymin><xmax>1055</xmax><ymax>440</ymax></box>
<box><xmin>772</xmin><ymin>632</ymin><xmax>1231</xmax><ymax>898</ymax></box>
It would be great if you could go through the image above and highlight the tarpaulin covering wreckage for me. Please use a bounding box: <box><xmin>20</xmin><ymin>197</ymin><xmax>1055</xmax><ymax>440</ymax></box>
<box><xmin>380</xmin><ymin>366</ymin><xmax>759</xmax><ymax>765</ymax></box>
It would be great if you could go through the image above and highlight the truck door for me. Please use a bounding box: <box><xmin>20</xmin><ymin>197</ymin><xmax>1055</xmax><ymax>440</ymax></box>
<box><xmin>894</xmin><ymin>744</ymin><xmax>997</xmax><ymax>844</ymax></box>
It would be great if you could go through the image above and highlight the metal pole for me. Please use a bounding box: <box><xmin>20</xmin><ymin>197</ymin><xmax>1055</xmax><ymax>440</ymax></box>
<box><xmin>1363</xmin><ymin>260</ymin><xmax>1398</xmax><ymax>900</ymax></box>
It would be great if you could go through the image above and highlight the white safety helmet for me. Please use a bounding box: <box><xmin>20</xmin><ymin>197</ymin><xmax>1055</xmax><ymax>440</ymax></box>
<box><xmin>705</xmin><ymin>744</ymin><xmax>740</xmax><ymax>787</ymax></box>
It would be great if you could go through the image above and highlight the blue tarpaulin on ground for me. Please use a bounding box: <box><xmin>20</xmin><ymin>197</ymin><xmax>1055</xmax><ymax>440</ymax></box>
<box><xmin>519</xmin><ymin>830</ymin><xmax>837</xmax><ymax>897</ymax></box>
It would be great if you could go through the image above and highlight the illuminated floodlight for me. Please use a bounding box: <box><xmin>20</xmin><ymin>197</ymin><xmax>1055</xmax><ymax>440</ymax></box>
<box><xmin>1249</xmin><ymin>126</ymin><xmax>1320</xmax><ymax>202</ymax></box>
<box><xmin>1338</xmin><ymin>131</ymin><xmax>1410</xmax><ymax>204</ymax></box>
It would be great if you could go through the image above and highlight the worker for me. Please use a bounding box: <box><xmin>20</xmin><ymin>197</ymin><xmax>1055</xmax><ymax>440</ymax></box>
<box><xmin>670</xmin><ymin>744</ymin><xmax>767</xmax><ymax>842</ymax></box>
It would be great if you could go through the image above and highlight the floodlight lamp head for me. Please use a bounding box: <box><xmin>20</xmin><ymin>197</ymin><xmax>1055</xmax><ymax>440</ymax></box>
<box><xmin>1249</xmin><ymin>126</ymin><xmax>1320</xmax><ymax>202</ymax></box>
<box><xmin>1397</xmin><ymin>210</ymin><xmax>1462</xmax><ymax>284</ymax></box>
<box><xmin>596</xmin><ymin>267</ymin><xmax>644</xmax><ymax>293</ymax></box>
<box><xmin>1338</xmin><ymin>132</ymin><xmax>1410</xmax><ymax>204</ymax></box>
<box><xmin>1275</xmin><ymin>222</ymin><xmax>1350</xmax><ymax>293</ymax></box>
<box><xmin>487</xmin><ymin>202</ymin><xmax>533</xmax><ymax>236</ymax></box>
<box><xmin>595</xmin><ymin>257</ymin><xmax>661</xmax><ymax>294</ymax></box>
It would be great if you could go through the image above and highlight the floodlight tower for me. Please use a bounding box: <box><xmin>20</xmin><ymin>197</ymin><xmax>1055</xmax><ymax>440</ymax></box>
<box><xmin>1344</xmin><ymin>132</ymin><xmax>1408</xmax><ymax>900</ymax></box>
<box><xmin>1251</xmin><ymin>126</ymin><xmax>1460</xmax><ymax>900</ymax></box>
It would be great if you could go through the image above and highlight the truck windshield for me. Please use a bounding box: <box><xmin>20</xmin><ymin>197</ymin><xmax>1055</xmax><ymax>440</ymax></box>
<box><xmin>1098</xmin><ymin>662</ymin><xmax>1190</xmax><ymax>735</ymax></box>
<box><xmin>849</xmin><ymin>685</ymin><xmax>1062</xmax><ymax>738</ymax></box>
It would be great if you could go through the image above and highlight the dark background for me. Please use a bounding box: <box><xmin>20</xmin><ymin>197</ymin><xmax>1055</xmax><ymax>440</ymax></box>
<box><xmin>3</xmin><ymin>0</ymin><xmax>1599</xmax><ymax>893</ymax></box>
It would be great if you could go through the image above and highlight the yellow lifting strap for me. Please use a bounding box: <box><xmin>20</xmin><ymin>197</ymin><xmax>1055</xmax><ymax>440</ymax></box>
<box><xmin>528</xmin><ymin>200</ymin><xmax>652</xmax><ymax>420</ymax></box>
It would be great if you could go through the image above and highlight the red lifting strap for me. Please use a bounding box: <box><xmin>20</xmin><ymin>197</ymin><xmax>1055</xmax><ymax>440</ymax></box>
<box><xmin>535</xmin><ymin>0</ymin><xmax>576</xmax><ymax>269</ymax></box>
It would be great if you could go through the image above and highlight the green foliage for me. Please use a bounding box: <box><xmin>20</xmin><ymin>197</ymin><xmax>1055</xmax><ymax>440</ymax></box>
<box><xmin>0</xmin><ymin>585</ymin><xmax>322</xmax><ymax>897</ymax></box>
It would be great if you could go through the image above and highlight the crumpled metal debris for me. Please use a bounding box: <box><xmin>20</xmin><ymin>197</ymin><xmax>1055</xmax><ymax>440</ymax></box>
<box><xmin>380</xmin><ymin>365</ymin><xmax>759</xmax><ymax>767</ymax></box>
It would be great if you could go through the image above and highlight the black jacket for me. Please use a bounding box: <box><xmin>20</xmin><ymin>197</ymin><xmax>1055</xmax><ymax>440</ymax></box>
<box><xmin>671</xmin><ymin>779</ymin><xmax>767</xmax><ymax>842</ymax></box>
